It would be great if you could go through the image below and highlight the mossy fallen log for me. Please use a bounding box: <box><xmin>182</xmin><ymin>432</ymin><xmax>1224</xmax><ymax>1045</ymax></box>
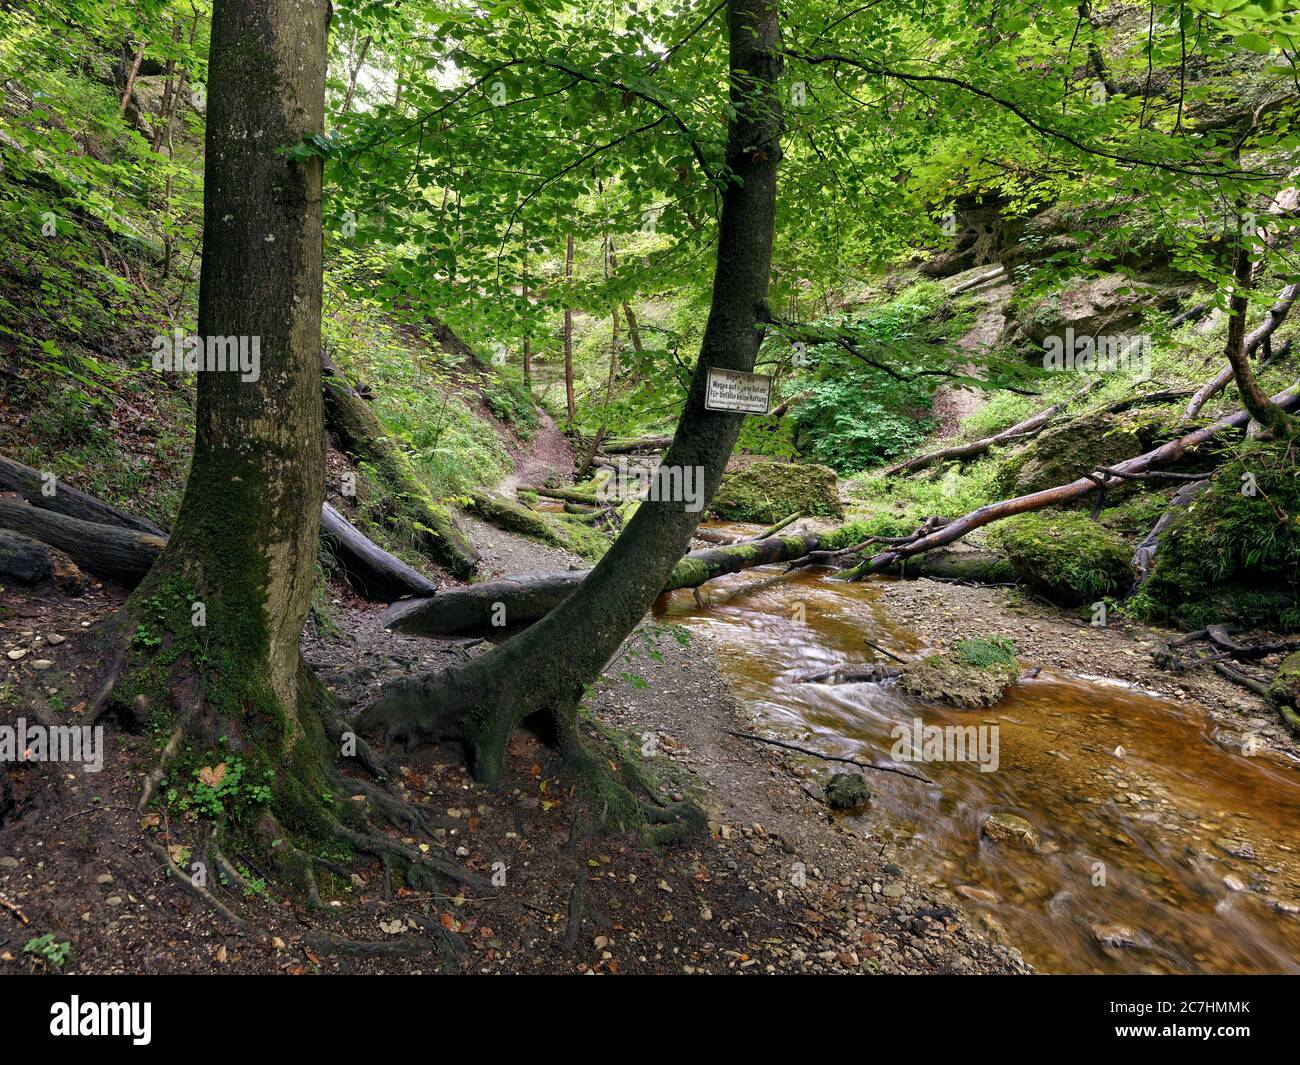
<box><xmin>0</xmin><ymin>455</ymin><xmax>165</xmax><ymax>536</ymax></box>
<box><xmin>323</xmin><ymin>378</ymin><xmax>480</xmax><ymax>578</ymax></box>
<box><xmin>384</xmin><ymin>532</ymin><xmax>822</xmax><ymax>636</ymax></box>
<box><xmin>515</xmin><ymin>484</ymin><xmax>604</xmax><ymax>506</ymax></box>
<box><xmin>320</xmin><ymin>503</ymin><xmax>438</xmax><ymax>600</ymax></box>
<box><xmin>844</xmin><ymin>379</ymin><xmax>1300</xmax><ymax>581</ymax></box>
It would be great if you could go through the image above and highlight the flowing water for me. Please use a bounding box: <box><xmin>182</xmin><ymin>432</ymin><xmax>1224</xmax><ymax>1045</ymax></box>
<box><xmin>655</xmin><ymin>537</ymin><xmax>1300</xmax><ymax>974</ymax></box>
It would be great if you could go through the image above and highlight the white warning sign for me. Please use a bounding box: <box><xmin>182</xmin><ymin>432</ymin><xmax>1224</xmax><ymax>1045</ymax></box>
<box><xmin>704</xmin><ymin>367</ymin><xmax>772</xmax><ymax>414</ymax></box>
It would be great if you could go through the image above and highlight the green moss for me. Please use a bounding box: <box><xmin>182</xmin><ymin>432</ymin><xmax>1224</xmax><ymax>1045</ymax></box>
<box><xmin>467</xmin><ymin>487</ymin><xmax>609</xmax><ymax>561</ymax></box>
<box><xmin>989</xmin><ymin>510</ymin><xmax>1132</xmax><ymax>604</ymax></box>
<box><xmin>667</xmin><ymin>557</ymin><xmax>712</xmax><ymax>589</ymax></box>
<box><xmin>711</xmin><ymin>462</ymin><xmax>842</xmax><ymax>522</ymax></box>
<box><xmin>898</xmin><ymin>649</ymin><xmax>1019</xmax><ymax>708</ymax></box>
<box><xmin>1131</xmin><ymin>441</ymin><xmax>1300</xmax><ymax>630</ymax></box>
<box><xmin>953</xmin><ymin>636</ymin><xmax>1018</xmax><ymax>669</ymax></box>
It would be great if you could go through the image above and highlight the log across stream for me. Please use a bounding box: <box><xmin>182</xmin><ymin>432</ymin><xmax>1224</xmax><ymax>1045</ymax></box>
<box><xmin>657</xmin><ymin>524</ymin><xmax>1300</xmax><ymax>975</ymax></box>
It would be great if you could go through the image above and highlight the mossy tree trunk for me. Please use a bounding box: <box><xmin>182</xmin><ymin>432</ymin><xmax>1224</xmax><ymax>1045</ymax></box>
<box><xmin>105</xmin><ymin>0</ymin><xmax>345</xmax><ymax>867</ymax></box>
<box><xmin>361</xmin><ymin>0</ymin><xmax>783</xmax><ymax>816</ymax></box>
<box><xmin>322</xmin><ymin>373</ymin><xmax>480</xmax><ymax>578</ymax></box>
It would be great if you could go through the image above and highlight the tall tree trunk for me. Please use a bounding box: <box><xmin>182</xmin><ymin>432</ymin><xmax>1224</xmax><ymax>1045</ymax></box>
<box><xmin>563</xmin><ymin>232</ymin><xmax>576</xmax><ymax>426</ymax></box>
<box><xmin>360</xmin><ymin>0</ymin><xmax>783</xmax><ymax>821</ymax></box>
<box><xmin>101</xmin><ymin>0</ymin><xmax>340</xmax><ymax>868</ymax></box>
<box><xmin>522</xmin><ymin>243</ymin><xmax>532</xmax><ymax>389</ymax></box>
<box><xmin>340</xmin><ymin>33</ymin><xmax>371</xmax><ymax>114</ymax></box>
<box><xmin>119</xmin><ymin>40</ymin><xmax>146</xmax><ymax>115</ymax></box>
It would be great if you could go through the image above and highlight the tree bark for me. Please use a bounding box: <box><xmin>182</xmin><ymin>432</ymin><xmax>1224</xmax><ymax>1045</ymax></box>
<box><xmin>101</xmin><ymin>0</ymin><xmax>332</xmax><ymax>776</ymax></box>
<box><xmin>563</xmin><ymin>232</ymin><xmax>576</xmax><ymax>426</ymax></box>
<box><xmin>1220</xmin><ymin>234</ymin><xmax>1296</xmax><ymax>435</ymax></box>
<box><xmin>359</xmin><ymin>0</ymin><xmax>784</xmax><ymax>802</ymax></box>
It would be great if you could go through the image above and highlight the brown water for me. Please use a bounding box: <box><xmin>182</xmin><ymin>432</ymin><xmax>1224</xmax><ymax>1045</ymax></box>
<box><xmin>656</xmin><ymin>542</ymin><xmax>1300</xmax><ymax>974</ymax></box>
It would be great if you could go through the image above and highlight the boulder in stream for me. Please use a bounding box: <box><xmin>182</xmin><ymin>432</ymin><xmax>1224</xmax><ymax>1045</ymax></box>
<box><xmin>897</xmin><ymin>637</ymin><xmax>1020</xmax><ymax>709</ymax></box>
<box><xmin>980</xmin><ymin>812</ymin><xmax>1040</xmax><ymax>849</ymax></box>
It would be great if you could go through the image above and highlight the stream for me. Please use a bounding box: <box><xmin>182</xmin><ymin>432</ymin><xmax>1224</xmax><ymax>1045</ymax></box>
<box><xmin>655</xmin><ymin>532</ymin><xmax>1300</xmax><ymax>975</ymax></box>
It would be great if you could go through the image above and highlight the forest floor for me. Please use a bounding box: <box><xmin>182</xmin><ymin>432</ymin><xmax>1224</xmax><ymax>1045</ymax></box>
<box><xmin>0</xmin><ymin>554</ymin><xmax>1030</xmax><ymax>975</ymax></box>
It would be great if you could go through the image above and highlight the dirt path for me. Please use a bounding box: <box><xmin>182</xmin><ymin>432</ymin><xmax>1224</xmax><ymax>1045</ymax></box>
<box><xmin>496</xmin><ymin>408</ymin><xmax>575</xmax><ymax>497</ymax></box>
<box><xmin>930</xmin><ymin>278</ymin><xmax>1011</xmax><ymax>437</ymax></box>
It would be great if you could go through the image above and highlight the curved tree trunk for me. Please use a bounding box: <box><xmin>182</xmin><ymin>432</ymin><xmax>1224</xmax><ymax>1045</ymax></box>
<box><xmin>1220</xmin><ymin>237</ymin><xmax>1296</xmax><ymax>436</ymax></box>
<box><xmin>360</xmin><ymin>0</ymin><xmax>784</xmax><ymax>799</ymax></box>
<box><xmin>1183</xmin><ymin>281</ymin><xmax>1298</xmax><ymax>419</ymax></box>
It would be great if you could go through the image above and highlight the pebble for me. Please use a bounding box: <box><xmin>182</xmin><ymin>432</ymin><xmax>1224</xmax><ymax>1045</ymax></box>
<box><xmin>6</xmin><ymin>649</ymin><xmax>26</xmax><ymax>661</ymax></box>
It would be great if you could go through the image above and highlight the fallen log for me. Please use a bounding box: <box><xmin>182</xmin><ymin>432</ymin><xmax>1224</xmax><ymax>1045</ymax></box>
<box><xmin>323</xmin><ymin>376</ymin><xmax>480</xmax><ymax>578</ymax></box>
<box><xmin>0</xmin><ymin>485</ymin><xmax>436</xmax><ymax>602</ymax></box>
<box><xmin>950</xmin><ymin>265</ymin><xmax>1006</xmax><ymax>295</ymax></box>
<box><xmin>1183</xmin><ymin>282</ymin><xmax>1298</xmax><ymax>419</ymax></box>
<box><xmin>797</xmin><ymin>663</ymin><xmax>903</xmax><ymax>684</ymax></box>
<box><xmin>846</xmin><ymin>379</ymin><xmax>1300</xmax><ymax>580</ymax></box>
<box><xmin>882</xmin><ymin>380</ymin><xmax>1101</xmax><ymax>477</ymax></box>
<box><xmin>0</xmin><ymin>498</ymin><xmax>165</xmax><ymax>587</ymax></box>
<box><xmin>0</xmin><ymin>455</ymin><xmax>165</xmax><ymax>536</ymax></box>
<box><xmin>320</xmin><ymin>503</ymin><xmax>438</xmax><ymax>600</ymax></box>
<box><xmin>516</xmin><ymin>484</ymin><xmax>604</xmax><ymax>506</ymax></box>
<box><xmin>601</xmin><ymin>435</ymin><xmax>674</xmax><ymax>454</ymax></box>
<box><xmin>466</xmin><ymin>487</ymin><xmax>600</xmax><ymax>553</ymax></box>
<box><xmin>384</xmin><ymin>532</ymin><xmax>822</xmax><ymax>637</ymax></box>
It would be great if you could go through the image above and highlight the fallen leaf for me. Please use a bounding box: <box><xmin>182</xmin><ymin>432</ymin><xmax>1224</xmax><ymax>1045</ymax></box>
<box><xmin>197</xmin><ymin>763</ymin><xmax>227</xmax><ymax>789</ymax></box>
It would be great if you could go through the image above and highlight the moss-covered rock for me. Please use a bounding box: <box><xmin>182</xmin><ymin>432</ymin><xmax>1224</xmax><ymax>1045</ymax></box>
<box><xmin>989</xmin><ymin>511</ymin><xmax>1132</xmax><ymax>605</ymax></box>
<box><xmin>897</xmin><ymin>638</ymin><xmax>1020</xmax><ymax>708</ymax></box>
<box><xmin>1129</xmin><ymin>440</ymin><xmax>1300</xmax><ymax>631</ymax></box>
<box><xmin>994</xmin><ymin>411</ymin><xmax>1145</xmax><ymax>497</ymax></box>
<box><xmin>824</xmin><ymin>772</ymin><xmax>870</xmax><ymax>810</ymax></box>
<box><xmin>1010</xmin><ymin>273</ymin><xmax>1175</xmax><ymax>349</ymax></box>
<box><xmin>711</xmin><ymin>461</ymin><xmax>842</xmax><ymax>523</ymax></box>
<box><xmin>898</xmin><ymin>655</ymin><xmax>1016</xmax><ymax>708</ymax></box>
<box><xmin>1268</xmin><ymin>651</ymin><xmax>1300</xmax><ymax>735</ymax></box>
